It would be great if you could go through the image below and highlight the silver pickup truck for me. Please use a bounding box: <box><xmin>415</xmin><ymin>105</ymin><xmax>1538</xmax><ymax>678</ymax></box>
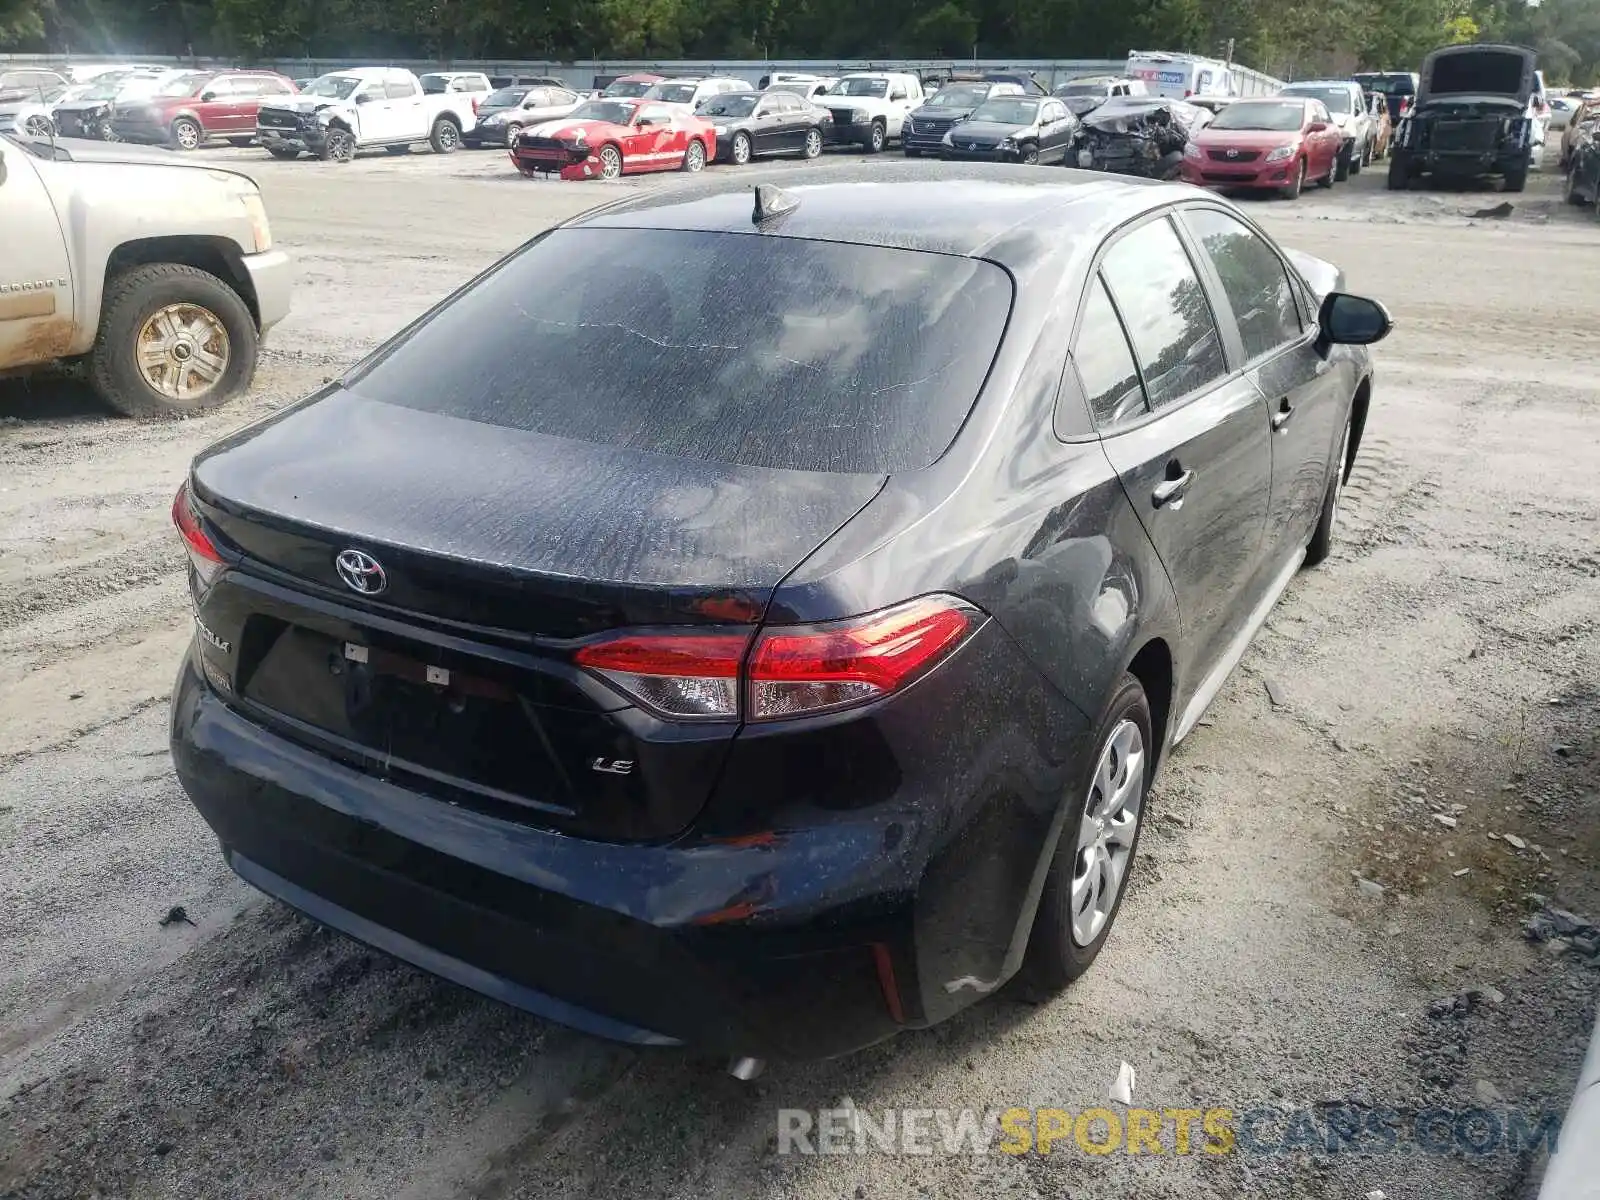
<box><xmin>0</xmin><ymin>132</ymin><xmax>289</xmax><ymax>417</ymax></box>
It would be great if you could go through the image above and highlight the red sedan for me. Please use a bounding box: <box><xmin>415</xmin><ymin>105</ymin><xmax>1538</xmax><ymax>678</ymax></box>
<box><xmin>511</xmin><ymin>99</ymin><xmax>714</xmax><ymax>180</ymax></box>
<box><xmin>1180</xmin><ymin>97</ymin><xmax>1341</xmax><ymax>198</ymax></box>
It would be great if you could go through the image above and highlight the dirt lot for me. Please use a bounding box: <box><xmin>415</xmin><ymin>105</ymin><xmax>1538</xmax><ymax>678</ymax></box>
<box><xmin>2</xmin><ymin>144</ymin><xmax>1599</xmax><ymax>1200</ymax></box>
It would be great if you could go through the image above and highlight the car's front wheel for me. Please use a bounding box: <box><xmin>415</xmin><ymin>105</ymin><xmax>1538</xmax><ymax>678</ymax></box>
<box><xmin>1281</xmin><ymin>156</ymin><xmax>1306</xmax><ymax>199</ymax></box>
<box><xmin>1386</xmin><ymin>151</ymin><xmax>1409</xmax><ymax>190</ymax></box>
<box><xmin>730</xmin><ymin>131</ymin><xmax>752</xmax><ymax>165</ymax></box>
<box><xmin>171</xmin><ymin>117</ymin><xmax>202</xmax><ymax>150</ymax></box>
<box><xmin>1335</xmin><ymin>144</ymin><xmax>1352</xmax><ymax>181</ymax></box>
<box><xmin>598</xmin><ymin>144</ymin><xmax>623</xmax><ymax>180</ymax></box>
<box><xmin>681</xmin><ymin>139</ymin><xmax>706</xmax><ymax>173</ymax></box>
<box><xmin>865</xmin><ymin>120</ymin><xmax>886</xmax><ymax>153</ymax></box>
<box><xmin>1016</xmin><ymin>673</ymin><xmax>1152</xmax><ymax>997</ymax></box>
<box><xmin>1018</xmin><ymin>141</ymin><xmax>1039</xmax><ymax>165</ymax></box>
<box><xmin>88</xmin><ymin>263</ymin><xmax>257</xmax><ymax>419</ymax></box>
<box><xmin>23</xmin><ymin>114</ymin><xmax>52</xmax><ymax>138</ymax></box>
<box><xmin>318</xmin><ymin>128</ymin><xmax>356</xmax><ymax>162</ymax></box>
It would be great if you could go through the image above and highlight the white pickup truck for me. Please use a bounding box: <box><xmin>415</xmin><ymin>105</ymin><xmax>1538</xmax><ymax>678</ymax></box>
<box><xmin>0</xmin><ymin>132</ymin><xmax>289</xmax><ymax>417</ymax></box>
<box><xmin>255</xmin><ymin>67</ymin><xmax>478</xmax><ymax>162</ymax></box>
<box><xmin>817</xmin><ymin>72</ymin><xmax>926</xmax><ymax>152</ymax></box>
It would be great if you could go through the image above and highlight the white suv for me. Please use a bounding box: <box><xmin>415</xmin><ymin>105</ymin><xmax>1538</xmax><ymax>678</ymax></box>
<box><xmin>817</xmin><ymin>72</ymin><xmax>926</xmax><ymax>152</ymax></box>
<box><xmin>642</xmin><ymin>77</ymin><xmax>751</xmax><ymax>114</ymax></box>
<box><xmin>1278</xmin><ymin>80</ymin><xmax>1375</xmax><ymax>178</ymax></box>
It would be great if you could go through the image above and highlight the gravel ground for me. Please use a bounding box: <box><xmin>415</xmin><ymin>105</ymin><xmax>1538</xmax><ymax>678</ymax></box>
<box><xmin>2</xmin><ymin>143</ymin><xmax>1598</xmax><ymax>1200</ymax></box>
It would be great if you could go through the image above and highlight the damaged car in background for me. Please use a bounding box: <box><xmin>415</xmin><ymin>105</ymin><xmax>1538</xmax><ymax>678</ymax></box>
<box><xmin>1563</xmin><ymin>105</ymin><xmax>1600</xmax><ymax>212</ymax></box>
<box><xmin>939</xmin><ymin>95</ymin><xmax>1080</xmax><ymax>164</ymax></box>
<box><xmin>1073</xmin><ymin>96</ymin><xmax>1211</xmax><ymax>178</ymax></box>
<box><xmin>1387</xmin><ymin>43</ymin><xmax>1542</xmax><ymax>192</ymax></box>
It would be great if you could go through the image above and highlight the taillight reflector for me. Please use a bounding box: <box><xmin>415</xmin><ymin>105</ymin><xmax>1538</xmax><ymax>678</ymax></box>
<box><xmin>573</xmin><ymin>596</ymin><xmax>978</xmax><ymax>723</ymax></box>
<box><xmin>171</xmin><ymin>481</ymin><xmax>225</xmax><ymax>587</ymax></box>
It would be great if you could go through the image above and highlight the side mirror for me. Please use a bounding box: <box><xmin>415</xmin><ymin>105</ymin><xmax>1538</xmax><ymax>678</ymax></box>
<box><xmin>1306</xmin><ymin>121</ymin><xmax>1328</xmax><ymax>133</ymax></box>
<box><xmin>1318</xmin><ymin>292</ymin><xmax>1393</xmax><ymax>346</ymax></box>
<box><xmin>200</xmin><ymin>91</ymin><xmax>217</xmax><ymax>102</ymax></box>
<box><xmin>354</xmin><ymin>92</ymin><xmax>372</xmax><ymax>105</ymax></box>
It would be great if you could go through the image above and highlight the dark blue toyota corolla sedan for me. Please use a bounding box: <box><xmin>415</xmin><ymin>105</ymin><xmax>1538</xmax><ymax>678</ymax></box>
<box><xmin>169</xmin><ymin>161</ymin><xmax>1390</xmax><ymax>1067</ymax></box>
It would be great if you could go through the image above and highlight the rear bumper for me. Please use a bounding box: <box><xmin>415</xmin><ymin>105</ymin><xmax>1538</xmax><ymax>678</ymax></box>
<box><xmin>170</xmin><ymin>613</ymin><xmax>1089</xmax><ymax>1060</ymax></box>
<box><xmin>242</xmin><ymin>249</ymin><xmax>292</xmax><ymax>335</ymax></box>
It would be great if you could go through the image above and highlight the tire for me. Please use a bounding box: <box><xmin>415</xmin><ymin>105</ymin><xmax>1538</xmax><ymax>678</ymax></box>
<box><xmin>1018</xmin><ymin>141</ymin><xmax>1039</xmax><ymax>165</ymax></box>
<box><xmin>730</xmin><ymin>131</ymin><xmax>752</xmax><ymax>165</ymax></box>
<box><xmin>681</xmin><ymin>138</ymin><xmax>706</xmax><ymax>173</ymax></box>
<box><xmin>1566</xmin><ymin>170</ymin><xmax>1586</xmax><ymax>205</ymax></box>
<box><xmin>802</xmin><ymin>127</ymin><xmax>822</xmax><ymax>159</ymax></box>
<box><xmin>170</xmin><ymin>117</ymin><xmax>202</xmax><ymax>150</ymax></box>
<box><xmin>1015</xmin><ymin>673</ymin><xmax>1153</xmax><ymax>997</ymax></box>
<box><xmin>384</xmin><ymin>144</ymin><xmax>411</xmax><ymax>155</ymax></box>
<box><xmin>1386</xmin><ymin>152</ymin><xmax>1409</xmax><ymax>190</ymax></box>
<box><xmin>1350</xmin><ymin>139</ymin><xmax>1364</xmax><ymax>173</ymax></box>
<box><xmin>1316</xmin><ymin>158</ymin><xmax>1335</xmax><ymax>188</ymax></box>
<box><xmin>1503</xmin><ymin>165</ymin><xmax>1527</xmax><ymax>193</ymax></box>
<box><xmin>1280</xmin><ymin>157</ymin><xmax>1305</xmax><ymax>199</ymax></box>
<box><xmin>504</xmin><ymin>123</ymin><xmax>523</xmax><ymax>146</ymax></box>
<box><xmin>1335</xmin><ymin>144</ymin><xmax>1352</xmax><ymax>182</ymax></box>
<box><xmin>865</xmin><ymin>120</ymin><xmax>886</xmax><ymax>153</ymax></box>
<box><xmin>598</xmin><ymin>143</ymin><xmax>622</xmax><ymax>180</ymax></box>
<box><xmin>318</xmin><ymin>128</ymin><xmax>355</xmax><ymax>163</ymax></box>
<box><xmin>87</xmin><ymin>263</ymin><xmax>257</xmax><ymax>420</ymax></box>
<box><xmin>266</xmin><ymin>146</ymin><xmax>299</xmax><ymax>160</ymax></box>
<box><xmin>429</xmin><ymin>118</ymin><xmax>461</xmax><ymax>154</ymax></box>
<box><xmin>1305</xmin><ymin>417</ymin><xmax>1351</xmax><ymax>567</ymax></box>
<box><xmin>1361</xmin><ymin>137</ymin><xmax>1373</xmax><ymax>166</ymax></box>
<box><xmin>227</xmin><ymin>136</ymin><xmax>255</xmax><ymax>148</ymax></box>
<box><xmin>23</xmin><ymin>114</ymin><xmax>52</xmax><ymax>138</ymax></box>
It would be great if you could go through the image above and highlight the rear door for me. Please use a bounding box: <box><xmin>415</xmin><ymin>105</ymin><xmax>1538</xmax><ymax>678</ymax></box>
<box><xmin>753</xmin><ymin>94</ymin><xmax>789</xmax><ymax>152</ymax></box>
<box><xmin>1088</xmin><ymin>213</ymin><xmax>1274</xmax><ymax>679</ymax></box>
<box><xmin>1178</xmin><ymin>205</ymin><xmax>1346</xmax><ymax>558</ymax></box>
<box><xmin>384</xmin><ymin>74</ymin><xmax>426</xmax><ymax>140</ymax></box>
<box><xmin>1038</xmin><ymin>98</ymin><xmax>1074</xmax><ymax>159</ymax></box>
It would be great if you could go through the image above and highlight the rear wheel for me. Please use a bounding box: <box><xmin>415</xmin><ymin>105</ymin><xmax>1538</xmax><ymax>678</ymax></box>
<box><xmin>865</xmin><ymin>120</ymin><xmax>886</xmax><ymax>153</ymax></box>
<box><xmin>430</xmin><ymin>118</ymin><xmax>460</xmax><ymax>154</ymax></box>
<box><xmin>681</xmin><ymin>138</ymin><xmax>706</xmax><ymax>173</ymax></box>
<box><xmin>1352</xmin><ymin>138</ymin><xmax>1366</xmax><ymax>172</ymax></box>
<box><xmin>731</xmin><ymin>131</ymin><xmax>752</xmax><ymax>165</ymax></box>
<box><xmin>1503</xmin><ymin>164</ymin><xmax>1528</xmax><ymax>193</ymax></box>
<box><xmin>171</xmin><ymin>117</ymin><xmax>202</xmax><ymax>150</ymax></box>
<box><xmin>1566</xmin><ymin>169</ymin><xmax>1586</xmax><ymax>205</ymax></box>
<box><xmin>1280</xmin><ymin>157</ymin><xmax>1306</xmax><ymax>199</ymax></box>
<box><xmin>88</xmin><ymin>263</ymin><xmax>257</xmax><ymax>419</ymax></box>
<box><xmin>802</xmin><ymin>127</ymin><xmax>822</xmax><ymax>159</ymax></box>
<box><xmin>1335</xmin><ymin>144</ymin><xmax>1352</xmax><ymax>181</ymax></box>
<box><xmin>1386</xmin><ymin>151</ymin><xmax>1409</xmax><ymax>190</ymax></box>
<box><xmin>1016</xmin><ymin>674</ymin><xmax>1152</xmax><ymax>997</ymax></box>
<box><xmin>598</xmin><ymin>143</ymin><xmax>623</xmax><ymax>180</ymax></box>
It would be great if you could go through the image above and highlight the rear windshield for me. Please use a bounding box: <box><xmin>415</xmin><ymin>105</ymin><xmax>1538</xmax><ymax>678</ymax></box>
<box><xmin>1283</xmin><ymin>85</ymin><xmax>1351</xmax><ymax>113</ymax></box>
<box><xmin>348</xmin><ymin>227</ymin><xmax>1013</xmax><ymax>474</ymax></box>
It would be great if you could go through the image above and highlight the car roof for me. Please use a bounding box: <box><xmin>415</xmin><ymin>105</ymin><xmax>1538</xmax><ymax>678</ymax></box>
<box><xmin>1282</xmin><ymin>80</ymin><xmax>1358</xmax><ymax>89</ymax></box>
<box><xmin>567</xmin><ymin>160</ymin><xmax>1177</xmax><ymax>270</ymax></box>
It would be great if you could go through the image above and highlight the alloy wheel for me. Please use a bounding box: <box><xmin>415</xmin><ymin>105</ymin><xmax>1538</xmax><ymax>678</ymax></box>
<box><xmin>134</xmin><ymin>303</ymin><xmax>231</xmax><ymax>401</ymax></box>
<box><xmin>599</xmin><ymin>145</ymin><xmax>622</xmax><ymax>180</ymax></box>
<box><xmin>1070</xmin><ymin>718</ymin><xmax>1145</xmax><ymax>947</ymax></box>
<box><xmin>23</xmin><ymin>115</ymin><xmax>51</xmax><ymax>138</ymax></box>
<box><xmin>804</xmin><ymin>128</ymin><xmax>821</xmax><ymax>159</ymax></box>
<box><xmin>732</xmin><ymin>132</ymin><xmax>751</xmax><ymax>164</ymax></box>
<box><xmin>174</xmin><ymin>120</ymin><xmax>201</xmax><ymax>150</ymax></box>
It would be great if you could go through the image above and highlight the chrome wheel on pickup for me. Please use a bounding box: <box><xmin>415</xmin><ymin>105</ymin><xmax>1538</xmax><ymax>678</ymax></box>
<box><xmin>89</xmin><ymin>263</ymin><xmax>258</xmax><ymax>419</ymax></box>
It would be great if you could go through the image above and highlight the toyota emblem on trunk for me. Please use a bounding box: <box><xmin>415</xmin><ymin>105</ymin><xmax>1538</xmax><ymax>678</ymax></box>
<box><xmin>335</xmin><ymin>549</ymin><xmax>387</xmax><ymax>595</ymax></box>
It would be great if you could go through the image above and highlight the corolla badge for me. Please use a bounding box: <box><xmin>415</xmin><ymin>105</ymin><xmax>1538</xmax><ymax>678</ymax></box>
<box><xmin>335</xmin><ymin>549</ymin><xmax>388</xmax><ymax>595</ymax></box>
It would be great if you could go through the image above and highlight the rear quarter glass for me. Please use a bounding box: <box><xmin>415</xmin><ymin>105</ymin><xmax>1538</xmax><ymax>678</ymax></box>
<box><xmin>343</xmin><ymin>227</ymin><xmax>1014</xmax><ymax>475</ymax></box>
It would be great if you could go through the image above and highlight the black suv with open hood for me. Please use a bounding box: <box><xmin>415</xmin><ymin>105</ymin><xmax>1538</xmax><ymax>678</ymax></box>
<box><xmin>1387</xmin><ymin>43</ymin><xmax>1541</xmax><ymax>192</ymax></box>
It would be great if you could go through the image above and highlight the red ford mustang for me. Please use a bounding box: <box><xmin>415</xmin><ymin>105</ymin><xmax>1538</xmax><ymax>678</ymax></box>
<box><xmin>1180</xmin><ymin>97</ymin><xmax>1342</xmax><ymax>198</ymax></box>
<box><xmin>512</xmin><ymin>98</ymin><xmax>715</xmax><ymax>180</ymax></box>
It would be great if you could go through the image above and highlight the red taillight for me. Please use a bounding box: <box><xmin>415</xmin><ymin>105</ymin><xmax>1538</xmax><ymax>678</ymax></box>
<box><xmin>748</xmin><ymin>597</ymin><xmax>975</xmax><ymax>720</ymax></box>
<box><xmin>472</xmin><ymin>96</ymin><xmax>481</xmax><ymax>113</ymax></box>
<box><xmin>574</xmin><ymin>632</ymin><xmax>749</xmax><ymax>720</ymax></box>
<box><xmin>573</xmin><ymin>596</ymin><xmax>978</xmax><ymax>723</ymax></box>
<box><xmin>171</xmin><ymin>481</ymin><xmax>225</xmax><ymax>587</ymax></box>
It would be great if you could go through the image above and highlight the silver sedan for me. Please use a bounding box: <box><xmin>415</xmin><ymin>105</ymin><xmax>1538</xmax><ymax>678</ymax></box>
<box><xmin>464</xmin><ymin>85</ymin><xmax>583</xmax><ymax>148</ymax></box>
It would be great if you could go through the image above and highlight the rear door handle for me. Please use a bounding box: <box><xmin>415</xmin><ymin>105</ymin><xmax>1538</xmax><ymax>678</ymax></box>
<box><xmin>1152</xmin><ymin>468</ymin><xmax>1196</xmax><ymax>509</ymax></box>
<box><xmin>1271</xmin><ymin>398</ymin><xmax>1294</xmax><ymax>430</ymax></box>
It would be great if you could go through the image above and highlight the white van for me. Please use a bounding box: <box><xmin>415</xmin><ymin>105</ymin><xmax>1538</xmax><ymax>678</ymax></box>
<box><xmin>1126</xmin><ymin>51</ymin><xmax>1237</xmax><ymax>100</ymax></box>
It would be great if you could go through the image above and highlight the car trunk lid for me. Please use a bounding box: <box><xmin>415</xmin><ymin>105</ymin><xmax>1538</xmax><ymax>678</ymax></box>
<box><xmin>188</xmin><ymin>389</ymin><xmax>885</xmax><ymax>841</ymax></box>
